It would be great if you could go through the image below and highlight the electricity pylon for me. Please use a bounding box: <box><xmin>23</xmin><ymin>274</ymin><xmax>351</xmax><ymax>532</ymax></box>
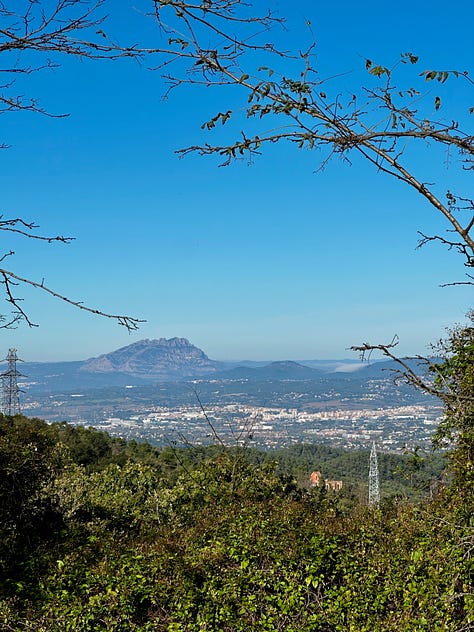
<box><xmin>368</xmin><ymin>441</ymin><xmax>380</xmax><ymax>508</ymax></box>
<box><xmin>1</xmin><ymin>348</ymin><xmax>23</xmax><ymax>415</ymax></box>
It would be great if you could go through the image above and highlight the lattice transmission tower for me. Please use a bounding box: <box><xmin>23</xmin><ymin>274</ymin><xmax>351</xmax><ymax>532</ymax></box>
<box><xmin>1</xmin><ymin>348</ymin><xmax>23</xmax><ymax>415</ymax></box>
<box><xmin>368</xmin><ymin>441</ymin><xmax>380</xmax><ymax>508</ymax></box>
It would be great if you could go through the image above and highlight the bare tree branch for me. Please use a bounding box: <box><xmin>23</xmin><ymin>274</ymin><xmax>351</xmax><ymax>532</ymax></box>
<box><xmin>0</xmin><ymin>216</ymin><xmax>74</xmax><ymax>243</ymax></box>
<box><xmin>0</xmin><ymin>1</ymin><xmax>155</xmax><ymax>328</ymax></box>
<box><xmin>0</xmin><ymin>268</ymin><xmax>144</xmax><ymax>331</ymax></box>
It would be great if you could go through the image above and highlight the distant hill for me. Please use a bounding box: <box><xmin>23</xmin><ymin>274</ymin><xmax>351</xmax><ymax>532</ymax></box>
<box><xmin>215</xmin><ymin>360</ymin><xmax>323</xmax><ymax>381</ymax></box>
<box><xmin>229</xmin><ymin>359</ymin><xmax>368</xmax><ymax>373</ymax></box>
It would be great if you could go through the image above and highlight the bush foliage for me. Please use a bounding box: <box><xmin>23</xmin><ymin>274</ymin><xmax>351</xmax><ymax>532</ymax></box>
<box><xmin>0</xmin><ymin>405</ymin><xmax>472</xmax><ymax>631</ymax></box>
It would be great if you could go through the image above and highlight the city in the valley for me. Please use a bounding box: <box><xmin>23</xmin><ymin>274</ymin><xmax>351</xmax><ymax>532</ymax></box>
<box><xmin>6</xmin><ymin>338</ymin><xmax>442</xmax><ymax>453</ymax></box>
<box><xmin>21</xmin><ymin>374</ymin><xmax>442</xmax><ymax>452</ymax></box>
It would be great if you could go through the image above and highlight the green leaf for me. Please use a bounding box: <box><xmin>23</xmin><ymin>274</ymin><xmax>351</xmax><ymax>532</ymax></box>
<box><xmin>402</xmin><ymin>52</ymin><xmax>419</xmax><ymax>64</ymax></box>
<box><xmin>369</xmin><ymin>65</ymin><xmax>389</xmax><ymax>78</ymax></box>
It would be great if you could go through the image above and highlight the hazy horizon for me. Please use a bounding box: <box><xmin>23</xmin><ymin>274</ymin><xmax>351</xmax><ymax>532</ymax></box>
<box><xmin>5</xmin><ymin>336</ymin><xmax>398</xmax><ymax>365</ymax></box>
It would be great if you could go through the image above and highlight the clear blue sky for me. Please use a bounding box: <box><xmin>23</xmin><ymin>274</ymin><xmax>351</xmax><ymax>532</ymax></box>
<box><xmin>1</xmin><ymin>0</ymin><xmax>472</xmax><ymax>362</ymax></box>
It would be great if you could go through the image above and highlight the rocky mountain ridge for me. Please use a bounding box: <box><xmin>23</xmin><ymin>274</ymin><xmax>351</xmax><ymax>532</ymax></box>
<box><xmin>81</xmin><ymin>337</ymin><xmax>221</xmax><ymax>380</ymax></box>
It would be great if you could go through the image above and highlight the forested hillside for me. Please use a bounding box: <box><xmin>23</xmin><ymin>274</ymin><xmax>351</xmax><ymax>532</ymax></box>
<box><xmin>0</xmin><ymin>412</ymin><xmax>471</xmax><ymax>631</ymax></box>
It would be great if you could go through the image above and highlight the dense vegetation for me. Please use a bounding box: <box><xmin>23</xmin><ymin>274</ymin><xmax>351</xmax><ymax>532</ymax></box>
<box><xmin>0</xmin><ymin>402</ymin><xmax>471</xmax><ymax>630</ymax></box>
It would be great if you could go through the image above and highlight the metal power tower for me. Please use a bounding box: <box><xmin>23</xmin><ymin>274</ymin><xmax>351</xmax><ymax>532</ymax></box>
<box><xmin>1</xmin><ymin>348</ymin><xmax>23</xmax><ymax>415</ymax></box>
<box><xmin>368</xmin><ymin>441</ymin><xmax>380</xmax><ymax>508</ymax></box>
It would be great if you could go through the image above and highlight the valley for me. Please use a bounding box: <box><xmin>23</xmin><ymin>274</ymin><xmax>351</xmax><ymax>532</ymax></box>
<box><xmin>10</xmin><ymin>337</ymin><xmax>442</xmax><ymax>452</ymax></box>
<box><xmin>21</xmin><ymin>375</ymin><xmax>441</xmax><ymax>452</ymax></box>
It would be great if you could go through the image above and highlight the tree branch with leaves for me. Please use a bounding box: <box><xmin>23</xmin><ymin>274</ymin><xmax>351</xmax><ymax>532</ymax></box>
<box><xmin>148</xmin><ymin>3</ymin><xmax>474</xmax><ymax>283</ymax></box>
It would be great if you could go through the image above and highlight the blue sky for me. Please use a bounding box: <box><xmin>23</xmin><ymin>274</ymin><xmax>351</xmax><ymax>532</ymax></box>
<box><xmin>1</xmin><ymin>0</ymin><xmax>473</xmax><ymax>362</ymax></box>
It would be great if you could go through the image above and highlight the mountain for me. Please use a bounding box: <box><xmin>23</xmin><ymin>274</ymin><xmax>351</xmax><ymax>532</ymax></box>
<box><xmin>215</xmin><ymin>360</ymin><xmax>323</xmax><ymax>381</ymax></box>
<box><xmin>80</xmin><ymin>338</ymin><xmax>222</xmax><ymax>380</ymax></box>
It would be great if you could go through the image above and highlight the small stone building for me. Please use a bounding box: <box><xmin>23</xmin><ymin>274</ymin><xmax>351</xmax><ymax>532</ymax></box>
<box><xmin>309</xmin><ymin>470</ymin><xmax>343</xmax><ymax>492</ymax></box>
